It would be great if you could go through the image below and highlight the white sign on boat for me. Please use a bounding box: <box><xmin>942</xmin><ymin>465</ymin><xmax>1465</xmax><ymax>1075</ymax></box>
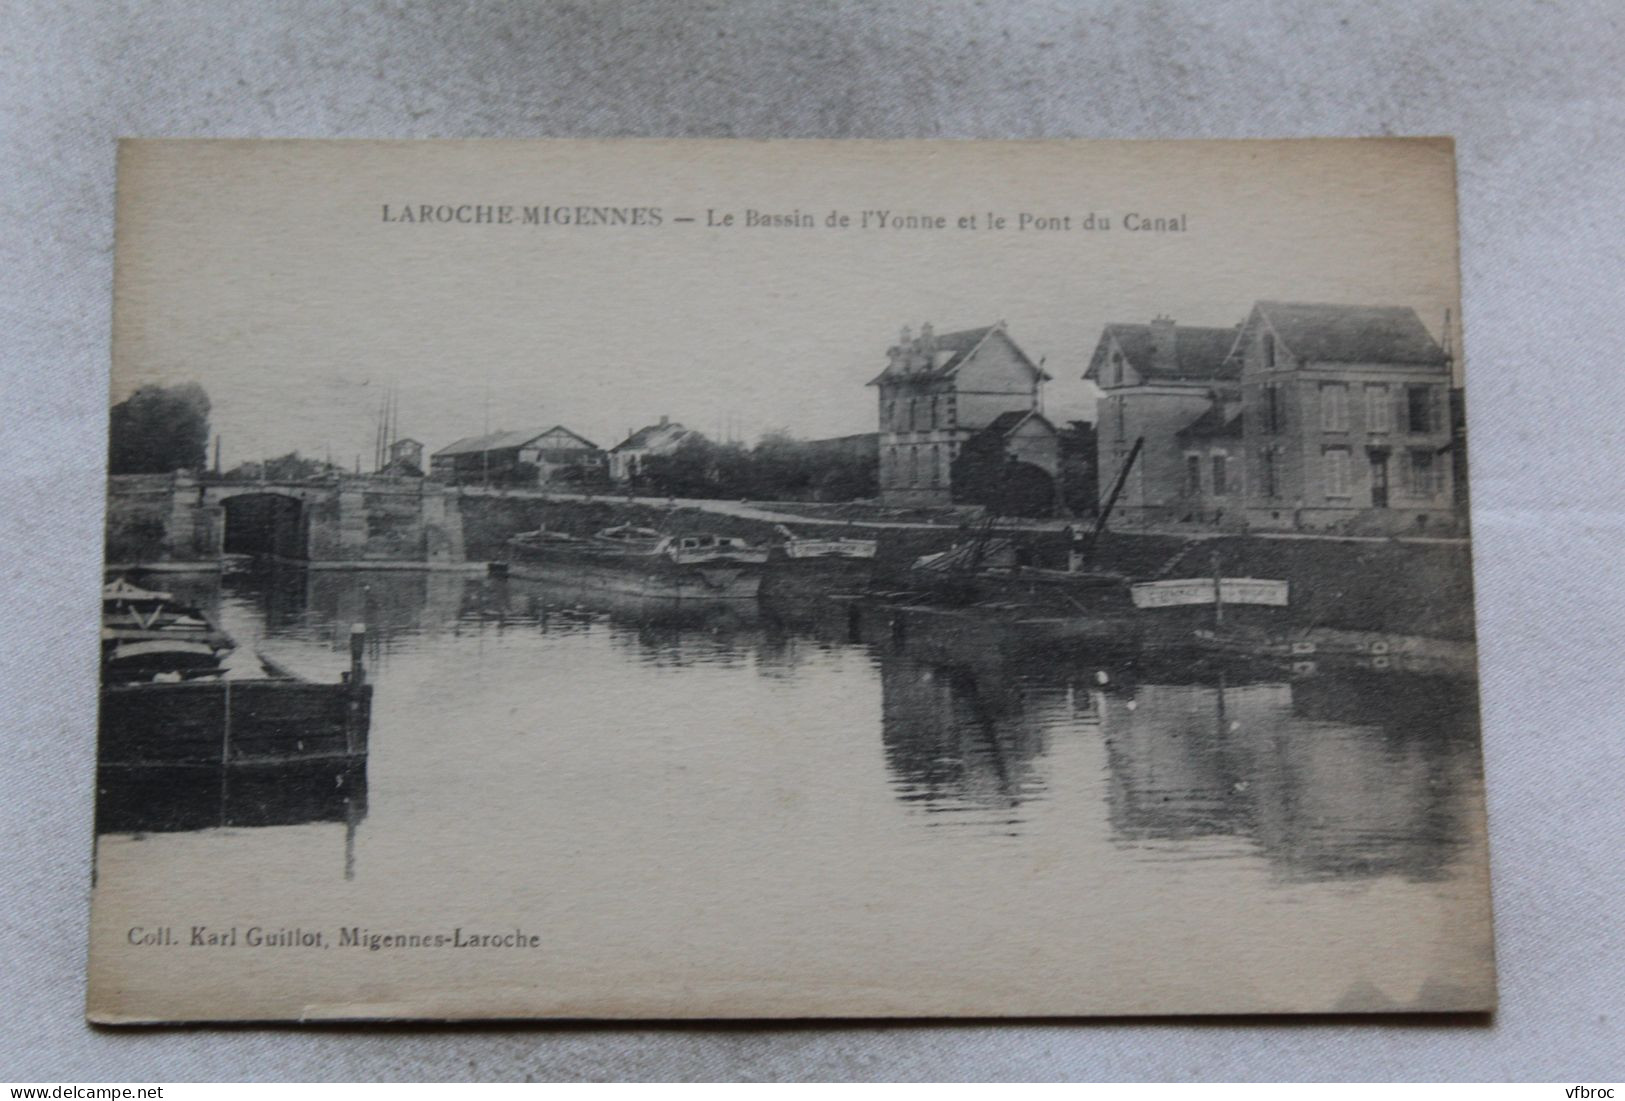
<box><xmin>1130</xmin><ymin>578</ymin><xmax>1290</xmax><ymax>608</ymax></box>
<box><xmin>785</xmin><ymin>539</ymin><xmax>877</xmax><ymax>560</ymax></box>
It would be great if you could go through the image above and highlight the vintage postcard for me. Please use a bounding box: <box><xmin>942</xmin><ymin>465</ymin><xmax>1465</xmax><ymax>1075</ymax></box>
<box><xmin>89</xmin><ymin>138</ymin><xmax>1493</xmax><ymax>1021</ymax></box>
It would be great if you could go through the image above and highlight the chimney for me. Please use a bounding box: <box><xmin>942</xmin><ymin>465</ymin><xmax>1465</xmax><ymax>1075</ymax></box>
<box><xmin>1149</xmin><ymin>315</ymin><xmax>1177</xmax><ymax>373</ymax></box>
<box><xmin>919</xmin><ymin>322</ymin><xmax>936</xmax><ymax>354</ymax></box>
<box><xmin>658</xmin><ymin>414</ymin><xmax>669</xmax><ymax>427</ymax></box>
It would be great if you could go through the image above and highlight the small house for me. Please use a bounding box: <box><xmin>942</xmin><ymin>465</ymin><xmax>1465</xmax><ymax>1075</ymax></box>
<box><xmin>608</xmin><ymin>416</ymin><xmax>692</xmax><ymax>482</ymax></box>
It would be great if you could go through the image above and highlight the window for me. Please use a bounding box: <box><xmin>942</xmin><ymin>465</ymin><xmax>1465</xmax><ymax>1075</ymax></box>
<box><xmin>945</xmin><ymin>394</ymin><xmax>957</xmax><ymax>427</ymax></box>
<box><xmin>1407</xmin><ymin>385</ymin><xmax>1438</xmax><ymax>434</ymax></box>
<box><xmin>1261</xmin><ymin>446</ymin><xmax>1279</xmax><ymax>498</ymax></box>
<box><xmin>885</xmin><ymin>399</ymin><xmax>896</xmax><ymax>431</ymax></box>
<box><xmin>929</xmin><ymin>396</ymin><xmax>938</xmax><ymax>429</ymax></box>
<box><xmin>1110</xmin><ymin>351</ymin><xmax>1124</xmax><ymax>387</ymax></box>
<box><xmin>1115</xmin><ymin>396</ymin><xmax>1126</xmax><ymax>440</ymax></box>
<box><xmin>1321</xmin><ymin>383</ymin><xmax>1349</xmax><ymax>431</ymax></box>
<box><xmin>1211</xmin><ymin>454</ymin><xmax>1228</xmax><ymax>497</ymax></box>
<box><xmin>1263</xmin><ymin>332</ymin><xmax>1276</xmax><ymax>369</ymax></box>
<box><xmin>929</xmin><ymin>444</ymin><xmax>941</xmax><ymax>486</ymax></box>
<box><xmin>908</xmin><ymin>447</ymin><xmax>919</xmax><ymax>486</ymax></box>
<box><xmin>1365</xmin><ymin>384</ymin><xmax>1390</xmax><ymax>433</ymax></box>
<box><xmin>1408</xmin><ymin>449</ymin><xmax>1438</xmax><ymax>496</ymax></box>
<box><xmin>908</xmin><ymin>398</ymin><xmax>918</xmax><ymax>432</ymax></box>
<box><xmin>1262</xmin><ymin>384</ymin><xmax>1284</xmax><ymax>434</ymax></box>
<box><xmin>1324</xmin><ymin>448</ymin><xmax>1351</xmax><ymax>497</ymax></box>
<box><xmin>1185</xmin><ymin>454</ymin><xmax>1203</xmax><ymax>496</ymax></box>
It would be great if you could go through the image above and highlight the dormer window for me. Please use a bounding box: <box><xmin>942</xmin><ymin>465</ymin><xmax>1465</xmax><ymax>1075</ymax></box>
<box><xmin>1263</xmin><ymin>332</ymin><xmax>1277</xmax><ymax>369</ymax></box>
<box><xmin>1110</xmin><ymin>351</ymin><xmax>1124</xmax><ymax>387</ymax></box>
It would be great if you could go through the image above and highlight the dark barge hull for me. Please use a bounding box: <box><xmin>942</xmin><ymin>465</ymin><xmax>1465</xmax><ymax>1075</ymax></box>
<box><xmin>97</xmin><ymin>757</ymin><xmax>367</xmax><ymax>834</ymax></box>
<box><xmin>761</xmin><ymin>552</ymin><xmax>876</xmax><ymax>603</ymax></box>
<box><xmin>96</xmin><ymin>677</ymin><xmax>372</xmax><ymax>835</ymax></box>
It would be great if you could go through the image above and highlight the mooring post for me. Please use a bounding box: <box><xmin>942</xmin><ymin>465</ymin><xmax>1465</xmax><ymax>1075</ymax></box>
<box><xmin>344</xmin><ymin>622</ymin><xmax>368</xmax><ymax>757</ymax></box>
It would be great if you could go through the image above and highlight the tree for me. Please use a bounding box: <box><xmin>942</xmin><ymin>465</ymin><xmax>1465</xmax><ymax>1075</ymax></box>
<box><xmin>750</xmin><ymin>429</ymin><xmax>813</xmax><ymax>499</ymax></box>
<box><xmin>642</xmin><ymin>434</ymin><xmax>719</xmax><ymax>498</ymax></box>
<box><xmin>261</xmin><ymin>451</ymin><xmax>342</xmax><ymax>481</ymax></box>
<box><xmin>108</xmin><ymin>382</ymin><xmax>211</xmax><ymax>474</ymax></box>
<box><xmin>1058</xmin><ymin>420</ymin><xmax>1099</xmax><ymax>517</ymax></box>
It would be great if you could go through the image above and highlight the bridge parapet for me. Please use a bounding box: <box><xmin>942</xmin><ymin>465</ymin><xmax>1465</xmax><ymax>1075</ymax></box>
<box><xmin>106</xmin><ymin>473</ymin><xmax>466</xmax><ymax>568</ymax></box>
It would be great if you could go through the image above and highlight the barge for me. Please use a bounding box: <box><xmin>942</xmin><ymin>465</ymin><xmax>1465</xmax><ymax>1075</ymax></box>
<box><xmin>505</xmin><ymin>526</ymin><xmax>768</xmax><ymax>601</ymax></box>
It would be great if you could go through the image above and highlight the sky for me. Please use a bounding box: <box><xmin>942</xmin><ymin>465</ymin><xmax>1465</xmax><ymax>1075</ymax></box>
<box><xmin>111</xmin><ymin>139</ymin><xmax>1463</xmax><ymax>470</ymax></box>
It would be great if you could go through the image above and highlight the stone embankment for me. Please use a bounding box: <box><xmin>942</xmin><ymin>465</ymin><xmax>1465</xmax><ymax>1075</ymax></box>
<box><xmin>462</xmin><ymin>496</ymin><xmax>1475</xmax><ymax>642</ymax></box>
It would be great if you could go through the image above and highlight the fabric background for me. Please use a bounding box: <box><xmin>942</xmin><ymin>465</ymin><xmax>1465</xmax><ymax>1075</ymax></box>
<box><xmin>2</xmin><ymin>0</ymin><xmax>1621</xmax><ymax>1081</ymax></box>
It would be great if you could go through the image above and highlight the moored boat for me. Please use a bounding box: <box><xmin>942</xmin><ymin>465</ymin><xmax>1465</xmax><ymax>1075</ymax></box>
<box><xmin>762</xmin><ymin>524</ymin><xmax>880</xmax><ymax>604</ymax></box>
<box><xmin>908</xmin><ymin>531</ymin><xmax>1138</xmax><ymax>619</ymax></box>
<box><xmin>774</xmin><ymin>524</ymin><xmax>877</xmax><ymax>560</ymax></box>
<box><xmin>102</xmin><ymin>577</ymin><xmax>235</xmax><ymax>683</ymax></box>
<box><xmin>506</xmin><ymin>526</ymin><xmax>767</xmax><ymax>600</ymax></box>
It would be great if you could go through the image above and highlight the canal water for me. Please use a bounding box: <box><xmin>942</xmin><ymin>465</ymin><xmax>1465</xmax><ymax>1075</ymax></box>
<box><xmin>91</xmin><ymin>567</ymin><xmax>1495</xmax><ymax>1018</ymax></box>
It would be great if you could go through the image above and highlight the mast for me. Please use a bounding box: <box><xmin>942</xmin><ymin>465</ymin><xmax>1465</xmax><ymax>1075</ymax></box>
<box><xmin>373</xmin><ymin>393</ymin><xmax>385</xmax><ymax>473</ymax></box>
<box><xmin>1081</xmin><ymin>435</ymin><xmax>1144</xmax><ymax>566</ymax></box>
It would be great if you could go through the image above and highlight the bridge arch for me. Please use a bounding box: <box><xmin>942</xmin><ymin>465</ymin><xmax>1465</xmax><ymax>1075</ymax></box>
<box><xmin>219</xmin><ymin>492</ymin><xmax>310</xmax><ymax>560</ymax></box>
<box><xmin>951</xmin><ymin>454</ymin><xmax>1057</xmax><ymax>518</ymax></box>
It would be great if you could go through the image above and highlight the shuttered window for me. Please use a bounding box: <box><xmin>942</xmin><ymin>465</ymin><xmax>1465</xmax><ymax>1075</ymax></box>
<box><xmin>1408</xmin><ymin>450</ymin><xmax>1438</xmax><ymax>496</ymax></box>
<box><xmin>1365</xmin><ymin>384</ymin><xmax>1390</xmax><ymax>432</ymax></box>
<box><xmin>1324</xmin><ymin>448</ymin><xmax>1351</xmax><ymax>497</ymax></box>
<box><xmin>1321</xmin><ymin>384</ymin><xmax>1349</xmax><ymax>431</ymax></box>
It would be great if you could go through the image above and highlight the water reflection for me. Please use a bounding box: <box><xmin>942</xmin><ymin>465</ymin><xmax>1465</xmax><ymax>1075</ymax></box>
<box><xmin>1095</xmin><ymin>673</ymin><xmax>1480</xmax><ymax>882</ymax></box>
<box><xmin>877</xmin><ymin>658</ymin><xmax>1055</xmax><ymax>831</ymax></box>
<box><xmin>96</xmin><ymin>759</ymin><xmax>366</xmax><ymax>836</ymax></box>
<box><xmin>105</xmin><ymin>567</ymin><xmax>1484</xmax><ymax>891</ymax></box>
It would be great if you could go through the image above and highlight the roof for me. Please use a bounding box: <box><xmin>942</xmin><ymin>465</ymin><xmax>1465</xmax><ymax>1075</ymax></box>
<box><xmin>1086</xmin><ymin>323</ymin><xmax>1240</xmax><ymax>383</ymax></box>
<box><xmin>432</xmin><ymin>425</ymin><xmax>598</xmax><ymax>457</ymax></box>
<box><xmin>979</xmin><ymin>409</ymin><xmax>1056</xmax><ymax>437</ymax></box>
<box><xmin>610</xmin><ymin>421</ymin><xmax>689</xmax><ymax>453</ymax></box>
<box><xmin>1251</xmin><ymin>301</ymin><xmax>1449</xmax><ymax>366</ymax></box>
<box><xmin>962</xmin><ymin>410</ymin><xmax>1058</xmax><ymax>451</ymax></box>
<box><xmin>1176</xmin><ymin>406</ymin><xmax>1244</xmax><ymax>440</ymax></box>
<box><xmin>867</xmin><ymin>323</ymin><xmax>1051</xmax><ymax>386</ymax></box>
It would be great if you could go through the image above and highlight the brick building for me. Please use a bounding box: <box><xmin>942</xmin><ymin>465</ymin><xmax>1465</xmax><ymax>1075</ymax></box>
<box><xmin>1235</xmin><ymin>301</ymin><xmax>1454</xmax><ymax>533</ymax></box>
<box><xmin>1087</xmin><ymin>301</ymin><xmax>1457</xmax><ymax>534</ymax></box>
<box><xmin>868</xmin><ymin>322</ymin><xmax>1054</xmax><ymax>506</ymax></box>
<box><xmin>1084</xmin><ymin>316</ymin><xmax>1241</xmax><ymax>525</ymax></box>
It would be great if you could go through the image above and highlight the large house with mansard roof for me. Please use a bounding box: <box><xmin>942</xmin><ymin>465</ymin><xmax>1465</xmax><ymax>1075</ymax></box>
<box><xmin>867</xmin><ymin>321</ymin><xmax>1056</xmax><ymax>507</ymax></box>
<box><xmin>1088</xmin><ymin>301</ymin><xmax>1458</xmax><ymax>534</ymax></box>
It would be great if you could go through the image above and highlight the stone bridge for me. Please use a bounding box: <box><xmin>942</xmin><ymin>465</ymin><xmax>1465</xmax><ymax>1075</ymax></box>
<box><xmin>106</xmin><ymin>473</ymin><xmax>467</xmax><ymax>569</ymax></box>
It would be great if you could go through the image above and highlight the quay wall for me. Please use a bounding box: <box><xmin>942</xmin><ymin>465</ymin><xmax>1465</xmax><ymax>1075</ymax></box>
<box><xmin>1146</xmin><ymin>535</ymin><xmax>1476</xmax><ymax>641</ymax></box>
<box><xmin>968</xmin><ymin>529</ymin><xmax>1476</xmax><ymax>641</ymax></box>
<box><xmin>461</xmin><ymin>497</ymin><xmax>1476</xmax><ymax>642</ymax></box>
